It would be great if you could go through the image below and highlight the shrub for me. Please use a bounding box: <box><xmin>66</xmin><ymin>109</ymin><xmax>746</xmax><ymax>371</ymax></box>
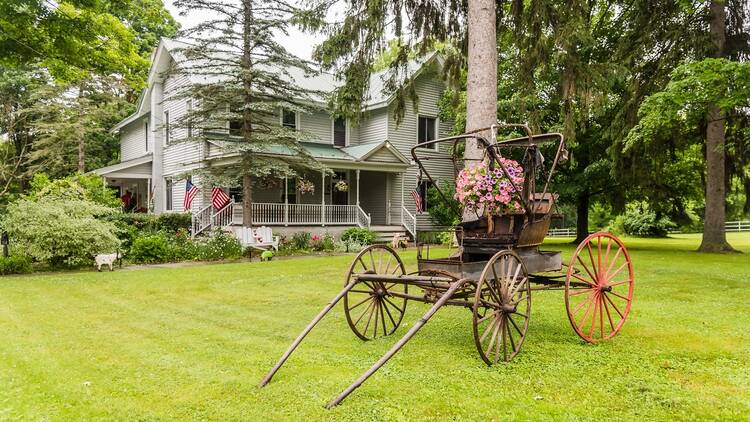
<box><xmin>334</xmin><ymin>239</ymin><xmax>366</xmax><ymax>253</ymax></box>
<box><xmin>27</xmin><ymin>173</ymin><xmax>121</xmax><ymax>209</ymax></box>
<box><xmin>192</xmin><ymin>230</ymin><xmax>243</xmax><ymax>261</ymax></box>
<box><xmin>1</xmin><ymin>198</ymin><xmax>120</xmax><ymax>267</ymax></box>
<box><xmin>427</xmin><ymin>181</ymin><xmax>461</xmax><ymax>227</ymax></box>
<box><xmin>129</xmin><ymin>233</ymin><xmax>172</xmax><ymax>263</ymax></box>
<box><xmin>611</xmin><ymin>205</ymin><xmax>675</xmax><ymax>237</ymax></box>
<box><xmin>290</xmin><ymin>232</ymin><xmax>311</xmax><ymax>250</ymax></box>
<box><xmin>311</xmin><ymin>234</ymin><xmax>335</xmax><ymax>252</ymax></box>
<box><xmin>341</xmin><ymin>228</ymin><xmax>377</xmax><ymax>245</ymax></box>
<box><xmin>0</xmin><ymin>255</ymin><xmax>33</xmax><ymax>275</ymax></box>
<box><xmin>156</xmin><ymin>213</ymin><xmax>192</xmax><ymax>232</ymax></box>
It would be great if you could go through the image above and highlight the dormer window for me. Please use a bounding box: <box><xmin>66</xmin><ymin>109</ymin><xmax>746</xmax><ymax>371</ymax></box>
<box><xmin>333</xmin><ymin>117</ymin><xmax>347</xmax><ymax>147</ymax></box>
<box><xmin>281</xmin><ymin>109</ymin><xmax>297</xmax><ymax>130</ymax></box>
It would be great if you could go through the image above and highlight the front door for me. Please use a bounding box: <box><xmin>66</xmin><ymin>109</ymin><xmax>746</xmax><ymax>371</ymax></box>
<box><xmin>331</xmin><ymin>171</ymin><xmax>348</xmax><ymax>205</ymax></box>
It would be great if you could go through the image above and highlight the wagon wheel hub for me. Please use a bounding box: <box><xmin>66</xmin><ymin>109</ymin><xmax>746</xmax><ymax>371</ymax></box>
<box><xmin>500</xmin><ymin>304</ymin><xmax>517</xmax><ymax>314</ymax></box>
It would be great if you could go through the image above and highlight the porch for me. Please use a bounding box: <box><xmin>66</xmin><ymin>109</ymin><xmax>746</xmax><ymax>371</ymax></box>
<box><xmin>191</xmin><ymin>140</ymin><xmax>418</xmax><ymax>236</ymax></box>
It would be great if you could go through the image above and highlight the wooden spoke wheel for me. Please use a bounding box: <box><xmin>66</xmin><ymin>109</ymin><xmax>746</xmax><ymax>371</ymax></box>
<box><xmin>565</xmin><ymin>232</ymin><xmax>634</xmax><ymax>343</ymax></box>
<box><xmin>344</xmin><ymin>245</ymin><xmax>407</xmax><ymax>341</ymax></box>
<box><xmin>472</xmin><ymin>250</ymin><xmax>531</xmax><ymax>365</ymax></box>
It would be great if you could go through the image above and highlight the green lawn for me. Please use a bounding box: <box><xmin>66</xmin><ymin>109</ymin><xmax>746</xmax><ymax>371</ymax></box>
<box><xmin>1</xmin><ymin>234</ymin><xmax>749</xmax><ymax>420</ymax></box>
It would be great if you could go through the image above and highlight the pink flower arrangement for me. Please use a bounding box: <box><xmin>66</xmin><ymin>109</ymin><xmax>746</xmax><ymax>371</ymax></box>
<box><xmin>311</xmin><ymin>234</ymin><xmax>321</xmax><ymax>241</ymax></box>
<box><xmin>455</xmin><ymin>158</ymin><xmax>524</xmax><ymax>215</ymax></box>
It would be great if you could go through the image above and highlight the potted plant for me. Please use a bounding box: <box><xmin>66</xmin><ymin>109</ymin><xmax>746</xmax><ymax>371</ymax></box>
<box><xmin>454</xmin><ymin>158</ymin><xmax>524</xmax><ymax>233</ymax></box>
<box><xmin>297</xmin><ymin>179</ymin><xmax>315</xmax><ymax>195</ymax></box>
<box><xmin>334</xmin><ymin>180</ymin><xmax>349</xmax><ymax>192</ymax></box>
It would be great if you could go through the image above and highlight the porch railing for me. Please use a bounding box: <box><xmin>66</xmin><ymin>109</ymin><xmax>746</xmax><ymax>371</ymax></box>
<box><xmin>211</xmin><ymin>199</ymin><xmax>234</xmax><ymax>228</ymax></box>
<box><xmin>245</xmin><ymin>203</ymin><xmax>370</xmax><ymax>227</ymax></box>
<box><xmin>401</xmin><ymin>206</ymin><xmax>416</xmax><ymax>237</ymax></box>
<box><xmin>192</xmin><ymin>204</ymin><xmax>213</xmax><ymax>237</ymax></box>
<box><xmin>356</xmin><ymin>205</ymin><xmax>371</xmax><ymax>228</ymax></box>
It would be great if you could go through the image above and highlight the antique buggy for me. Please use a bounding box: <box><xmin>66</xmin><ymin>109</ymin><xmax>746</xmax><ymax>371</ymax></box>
<box><xmin>259</xmin><ymin>123</ymin><xmax>635</xmax><ymax>408</ymax></box>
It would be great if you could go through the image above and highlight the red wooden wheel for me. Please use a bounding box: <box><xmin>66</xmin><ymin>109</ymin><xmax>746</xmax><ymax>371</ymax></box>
<box><xmin>565</xmin><ymin>232</ymin><xmax>634</xmax><ymax>343</ymax></box>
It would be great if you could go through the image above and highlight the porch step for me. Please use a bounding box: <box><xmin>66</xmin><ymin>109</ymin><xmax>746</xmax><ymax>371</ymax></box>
<box><xmin>370</xmin><ymin>225</ymin><xmax>411</xmax><ymax>243</ymax></box>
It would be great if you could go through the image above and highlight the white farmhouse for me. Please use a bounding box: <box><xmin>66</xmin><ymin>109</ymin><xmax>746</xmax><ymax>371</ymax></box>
<box><xmin>91</xmin><ymin>38</ymin><xmax>456</xmax><ymax>238</ymax></box>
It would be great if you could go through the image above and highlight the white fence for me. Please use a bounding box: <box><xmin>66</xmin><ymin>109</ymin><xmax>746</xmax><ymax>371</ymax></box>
<box><xmin>547</xmin><ymin>228</ymin><xmax>577</xmax><ymax>237</ymax></box>
<box><xmin>725</xmin><ymin>220</ymin><xmax>750</xmax><ymax>232</ymax></box>
<box><xmin>547</xmin><ymin>220</ymin><xmax>750</xmax><ymax>237</ymax></box>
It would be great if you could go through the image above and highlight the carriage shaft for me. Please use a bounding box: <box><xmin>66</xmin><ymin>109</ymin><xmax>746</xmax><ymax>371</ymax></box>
<box><xmin>326</xmin><ymin>278</ymin><xmax>470</xmax><ymax>408</ymax></box>
<box><xmin>259</xmin><ymin>281</ymin><xmax>357</xmax><ymax>387</ymax></box>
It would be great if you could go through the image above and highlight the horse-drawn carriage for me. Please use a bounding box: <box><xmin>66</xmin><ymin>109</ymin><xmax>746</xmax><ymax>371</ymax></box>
<box><xmin>260</xmin><ymin>123</ymin><xmax>634</xmax><ymax>408</ymax></box>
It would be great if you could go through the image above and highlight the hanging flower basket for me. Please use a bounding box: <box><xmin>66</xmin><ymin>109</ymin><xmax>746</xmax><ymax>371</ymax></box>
<box><xmin>455</xmin><ymin>158</ymin><xmax>524</xmax><ymax>230</ymax></box>
<box><xmin>334</xmin><ymin>180</ymin><xmax>349</xmax><ymax>192</ymax></box>
<box><xmin>297</xmin><ymin>179</ymin><xmax>315</xmax><ymax>195</ymax></box>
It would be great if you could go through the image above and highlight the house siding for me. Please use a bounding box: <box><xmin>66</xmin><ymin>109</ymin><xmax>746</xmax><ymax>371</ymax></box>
<box><xmin>357</xmin><ymin>108</ymin><xmax>388</xmax><ymax>144</ymax></box>
<box><xmin>162</xmin><ymin>72</ymin><xmax>202</xmax><ymax>178</ymax></box>
<box><xmin>299</xmin><ymin>110</ymin><xmax>331</xmax><ymax>144</ymax></box>
<box><xmin>120</xmin><ymin>118</ymin><xmax>148</xmax><ymax>161</ymax></box>
<box><xmin>386</xmin><ymin>67</ymin><xmax>454</xmax><ymax>230</ymax></box>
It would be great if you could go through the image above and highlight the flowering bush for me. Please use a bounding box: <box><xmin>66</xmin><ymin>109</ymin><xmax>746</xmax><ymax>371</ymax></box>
<box><xmin>311</xmin><ymin>234</ymin><xmax>335</xmax><ymax>251</ymax></box>
<box><xmin>455</xmin><ymin>158</ymin><xmax>524</xmax><ymax>215</ymax></box>
<box><xmin>297</xmin><ymin>179</ymin><xmax>314</xmax><ymax>195</ymax></box>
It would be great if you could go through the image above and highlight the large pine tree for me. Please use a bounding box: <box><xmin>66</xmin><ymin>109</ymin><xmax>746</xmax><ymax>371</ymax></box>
<box><xmin>171</xmin><ymin>0</ymin><xmax>327</xmax><ymax>226</ymax></box>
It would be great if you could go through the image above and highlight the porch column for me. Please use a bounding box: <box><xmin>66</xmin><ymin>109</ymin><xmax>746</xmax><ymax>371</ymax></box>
<box><xmin>356</xmin><ymin>169</ymin><xmax>360</xmax><ymax>206</ymax></box>
<box><xmin>147</xmin><ymin>177</ymin><xmax>152</xmax><ymax>212</ymax></box>
<box><xmin>284</xmin><ymin>176</ymin><xmax>288</xmax><ymax>226</ymax></box>
<box><xmin>321</xmin><ymin>170</ymin><xmax>326</xmax><ymax>226</ymax></box>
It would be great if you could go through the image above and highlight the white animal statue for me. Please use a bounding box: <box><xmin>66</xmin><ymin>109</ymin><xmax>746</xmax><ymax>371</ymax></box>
<box><xmin>94</xmin><ymin>252</ymin><xmax>120</xmax><ymax>272</ymax></box>
<box><xmin>391</xmin><ymin>233</ymin><xmax>408</xmax><ymax>250</ymax></box>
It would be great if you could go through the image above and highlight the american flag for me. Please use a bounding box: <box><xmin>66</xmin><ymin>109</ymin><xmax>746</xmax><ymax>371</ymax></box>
<box><xmin>183</xmin><ymin>179</ymin><xmax>198</xmax><ymax>210</ymax></box>
<box><xmin>411</xmin><ymin>188</ymin><xmax>424</xmax><ymax>214</ymax></box>
<box><xmin>211</xmin><ymin>187</ymin><xmax>231</xmax><ymax>210</ymax></box>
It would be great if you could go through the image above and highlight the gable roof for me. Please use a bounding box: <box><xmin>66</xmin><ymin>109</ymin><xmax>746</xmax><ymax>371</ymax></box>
<box><xmin>112</xmin><ymin>38</ymin><xmax>443</xmax><ymax>132</ymax></box>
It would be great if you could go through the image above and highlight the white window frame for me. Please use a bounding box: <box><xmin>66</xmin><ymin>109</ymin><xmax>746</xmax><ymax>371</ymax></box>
<box><xmin>280</xmin><ymin>109</ymin><xmax>299</xmax><ymax>130</ymax></box>
<box><xmin>332</xmin><ymin>116</ymin><xmax>349</xmax><ymax>147</ymax></box>
<box><xmin>165</xmin><ymin>178</ymin><xmax>173</xmax><ymax>211</ymax></box>
<box><xmin>416</xmin><ymin>114</ymin><xmax>438</xmax><ymax>150</ymax></box>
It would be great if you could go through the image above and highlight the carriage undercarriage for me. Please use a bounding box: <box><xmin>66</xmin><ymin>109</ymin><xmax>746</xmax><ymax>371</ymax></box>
<box><xmin>259</xmin><ymin>124</ymin><xmax>635</xmax><ymax>408</ymax></box>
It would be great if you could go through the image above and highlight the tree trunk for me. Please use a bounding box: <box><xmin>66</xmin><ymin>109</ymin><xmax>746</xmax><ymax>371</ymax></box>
<box><xmin>698</xmin><ymin>0</ymin><xmax>735</xmax><ymax>252</ymax></box>
<box><xmin>463</xmin><ymin>0</ymin><xmax>497</xmax><ymax>223</ymax></box>
<box><xmin>77</xmin><ymin>83</ymin><xmax>86</xmax><ymax>173</ymax></box>
<box><xmin>241</xmin><ymin>0</ymin><xmax>254</xmax><ymax>228</ymax></box>
<box><xmin>574</xmin><ymin>190</ymin><xmax>590</xmax><ymax>244</ymax></box>
<box><xmin>242</xmin><ymin>174</ymin><xmax>253</xmax><ymax>227</ymax></box>
<box><xmin>743</xmin><ymin>178</ymin><xmax>750</xmax><ymax>215</ymax></box>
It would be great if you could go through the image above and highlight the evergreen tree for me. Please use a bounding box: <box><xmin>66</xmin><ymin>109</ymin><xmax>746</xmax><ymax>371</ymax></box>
<box><xmin>170</xmin><ymin>0</ymin><xmax>327</xmax><ymax>226</ymax></box>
